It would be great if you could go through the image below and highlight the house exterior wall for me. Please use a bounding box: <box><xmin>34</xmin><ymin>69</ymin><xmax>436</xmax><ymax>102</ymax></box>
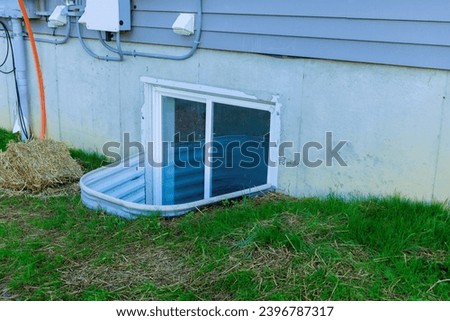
<box><xmin>1</xmin><ymin>38</ymin><xmax>448</xmax><ymax>202</ymax></box>
<box><xmin>1</xmin><ymin>1</ymin><xmax>449</xmax><ymax>202</ymax></box>
<box><xmin>0</xmin><ymin>37</ymin><xmax>16</xmax><ymax>130</ymax></box>
<box><xmin>31</xmin><ymin>0</ymin><xmax>450</xmax><ymax>70</ymax></box>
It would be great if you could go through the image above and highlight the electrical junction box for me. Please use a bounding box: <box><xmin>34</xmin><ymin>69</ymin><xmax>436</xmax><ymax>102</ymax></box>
<box><xmin>79</xmin><ymin>0</ymin><xmax>131</xmax><ymax>32</ymax></box>
<box><xmin>0</xmin><ymin>0</ymin><xmax>39</xmax><ymax>19</ymax></box>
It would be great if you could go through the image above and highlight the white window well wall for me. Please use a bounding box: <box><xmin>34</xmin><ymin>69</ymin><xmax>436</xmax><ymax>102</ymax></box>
<box><xmin>80</xmin><ymin>77</ymin><xmax>281</xmax><ymax>218</ymax></box>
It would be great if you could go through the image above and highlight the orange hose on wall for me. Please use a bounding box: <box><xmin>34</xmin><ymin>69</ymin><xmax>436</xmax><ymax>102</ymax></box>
<box><xmin>17</xmin><ymin>0</ymin><xmax>47</xmax><ymax>139</ymax></box>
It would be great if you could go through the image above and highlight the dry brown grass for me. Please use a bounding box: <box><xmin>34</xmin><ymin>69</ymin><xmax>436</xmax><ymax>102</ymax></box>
<box><xmin>179</xmin><ymin>207</ymin><xmax>374</xmax><ymax>300</ymax></box>
<box><xmin>0</xmin><ymin>139</ymin><xmax>82</xmax><ymax>192</ymax></box>
<box><xmin>1</xmin><ymin>285</ymin><xmax>18</xmax><ymax>301</ymax></box>
<box><xmin>58</xmin><ymin>243</ymin><xmax>195</xmax><ymax>298</ymax></box>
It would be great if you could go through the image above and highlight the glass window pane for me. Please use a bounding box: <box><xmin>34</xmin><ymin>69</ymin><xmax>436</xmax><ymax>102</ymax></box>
<box><xmin>211</xmin><ymin>103</ymin><xmax>270</xmax><ymax>196</ymax></box>
<box><xmin>162</xmin><ymin>97</ymin><xmax>206</xmax><ymax>205</ymax></box>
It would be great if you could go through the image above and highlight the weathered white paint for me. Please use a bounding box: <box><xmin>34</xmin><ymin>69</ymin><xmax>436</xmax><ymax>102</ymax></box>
<box><xmin>1</xmin><ymin>38</ymin><xmax>449</xmax><ymax>202</ymax></box>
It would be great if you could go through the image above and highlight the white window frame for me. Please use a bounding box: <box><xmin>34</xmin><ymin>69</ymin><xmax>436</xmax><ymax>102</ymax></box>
<box><xmin>141</xmin><ymin>77</ymin><xmax>281</xmax><ymax>206</ymax></box>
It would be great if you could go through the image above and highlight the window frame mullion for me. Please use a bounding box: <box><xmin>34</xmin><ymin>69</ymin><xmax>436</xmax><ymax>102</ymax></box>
<box><xmin>204</xmin><ymin>99</ymin><xmax>214</xmax><ymax>199</ymax></box>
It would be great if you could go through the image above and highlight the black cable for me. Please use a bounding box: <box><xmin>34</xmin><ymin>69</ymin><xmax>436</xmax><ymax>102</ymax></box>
<box><xmin>0</xmin><ymin>21</ymin><xmax>30</xmax><ymax>139</ymax></box>
<box><xmin>0</xmin><ymin>21</ymin><xmax>14</xmax><ymax>74</ymax></box>
<box><xmin>0</xmin><ymin>30</ymin><xmax>10</xmax><ymax>70</ymax></box>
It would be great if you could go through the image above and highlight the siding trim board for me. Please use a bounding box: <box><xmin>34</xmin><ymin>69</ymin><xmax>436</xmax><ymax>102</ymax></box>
<box><xmin>28</xmin><ymin>0</ymin><xmax>450</xmax><ymax>71</ymax></box>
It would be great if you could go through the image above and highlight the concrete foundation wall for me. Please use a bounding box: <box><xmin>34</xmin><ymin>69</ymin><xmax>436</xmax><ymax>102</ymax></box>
<box><xmin>0</xmin><ymin>37</ymin><xmax>15</xmax><ymax>130</ymax></box>
<box><xmin>1</xmin><ymin>38</ymin><xmax>449</xmax><ymax>202</ymax></box>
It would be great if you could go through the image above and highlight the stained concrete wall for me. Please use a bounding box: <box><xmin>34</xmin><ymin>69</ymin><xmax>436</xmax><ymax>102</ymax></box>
<box><xmin>0</xmin><ymin>70</ymin><xmax>10</xmax><ymax>129</ymax></box>
<box><xmin>0</xmin><ymin>37</ymin><xmax>15</xmax><ymax>130</ymax></box>
<box><xmin>1</xmin><ymin>38</ymin><xmax>449</xmax><ymax>202</ymax></box>
<box><xmin>298</xmin><ymin>62</ymin><xmax>449</xmax><ymax>201</ymax></box>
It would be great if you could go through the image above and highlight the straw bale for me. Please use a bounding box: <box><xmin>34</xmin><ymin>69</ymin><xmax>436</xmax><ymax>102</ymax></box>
<box><xmin>0</xmin><ymin>139</ymin><xmax>83</xmax><ymax>192</ymax></box>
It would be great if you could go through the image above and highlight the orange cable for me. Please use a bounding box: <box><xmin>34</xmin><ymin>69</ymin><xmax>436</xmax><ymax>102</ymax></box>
<box><xmin>17</xmin><ymin>0</ymin><xmax>47</xmax><ymax>139</ymax></box>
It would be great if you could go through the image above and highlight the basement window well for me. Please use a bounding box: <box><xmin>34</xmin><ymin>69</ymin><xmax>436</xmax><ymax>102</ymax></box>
<box><xmin>81</xmin><ymin>78</ymin><xmax>281</xmax><ymax>218</ymax></box>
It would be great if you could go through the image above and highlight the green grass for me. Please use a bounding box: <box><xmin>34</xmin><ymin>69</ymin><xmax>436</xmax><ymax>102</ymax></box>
<box><xmin>0</xmin><ymin>130</ymin><xmax>18</xmax><ymax>151</ymax></box>
<box><xmin>69</xmin><ymin>148</ymin><xmax>109</xmax><ymax>172</ymax></box>
<box><xmin>0</xmin><ymin>127</ymin><xmax>449</xmax><ymax>300</ymax></box>
<box><xmin>0</xmin><ymin>194</ymin><xmax>448</xmax><ymax>301</ymax></box>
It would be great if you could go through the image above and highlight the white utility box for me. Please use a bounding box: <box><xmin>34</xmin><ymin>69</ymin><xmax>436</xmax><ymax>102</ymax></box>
<box><xmin>79</xmin><ymin>0</ymin><xmax>131</xmax><ymax>32</ymax></box>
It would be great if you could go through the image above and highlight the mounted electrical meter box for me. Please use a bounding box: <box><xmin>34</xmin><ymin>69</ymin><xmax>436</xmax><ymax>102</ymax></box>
<box><xmin>79</xmin><ymin>0</ymin><xmax>131</xmax><ymax>32</ymax></box>
<box><xmin>0</xmin><ymin>0</ymin><xmax>38</xmax><ymax>19</ymax></box>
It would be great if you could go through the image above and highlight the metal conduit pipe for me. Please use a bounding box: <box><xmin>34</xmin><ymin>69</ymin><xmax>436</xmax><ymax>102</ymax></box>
<box><xmin>97</xmin><ymin>30</ymin><xmax>123</xmax><ymax>60</ymax></box>
<box><xmin>10</xmin><ymin>18</ymin><xmax>30</xmax><ymax>141</ymax></box>
<box><xmin>33</xmin><ymin>17</ymin><xmax>71</xmax><ymax>45</ymax></box>
<box><xmin>98</xmin><ymin>0</ymin><xmax>203</xmax><ymax>61</ymax></box>
<box><xmin>33</xmin><ymin>4</ymin><xmax>85</xmax><ymax>45</ymax></box>
<box><xmin>76</xmin><ymin>18</ymin><xmax>123</xmax><ymax>62</ymax></box>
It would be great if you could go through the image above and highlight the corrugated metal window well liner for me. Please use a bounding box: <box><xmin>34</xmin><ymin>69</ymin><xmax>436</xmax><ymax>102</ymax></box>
<box><xmin>80</xmin><ymin>78</ymin><xmax>281</xmax><ymax>218</ymax></box>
